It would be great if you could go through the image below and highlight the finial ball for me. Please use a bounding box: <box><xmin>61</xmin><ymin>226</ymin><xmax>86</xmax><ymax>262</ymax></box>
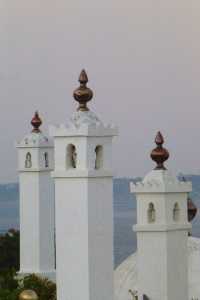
<box><xmin>151</xmin><ymin>131</ymin><xmax>169</xmax><ymax>170</ymax></box>
<box><xmin>19</xmin><ymin>290</ymin><xmax>39</xmax><ymax>300</ymax></box>
<box><xmin>31</xmin><ymin>111</ymin><xmax>42</xmax><ymax>133</ymax></box>
<box><xmin>73</xmin><ymin>69</ymin><xmax>93</xmax><ymax>111</ymax></box>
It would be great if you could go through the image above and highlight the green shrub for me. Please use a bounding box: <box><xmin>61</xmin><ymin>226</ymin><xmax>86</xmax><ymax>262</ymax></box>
<box><xmin>0</xmin><ymin>288</ymin><xmax>19</xmax><ymax>300</ymax></box>
<box><xmin>0</xmin><ymin>229</ymin><xmax>19</xmax><ymax>271</ymax></box>
<box><xmin>0</xmin><ymin>230</ymin><xmax>56</xmax><ymax>299</ymax></box>
<box><xmin>20</xmin><ymin>274</ymin><xmax>56</xmax><ymax>300</ymax></box>
<box><xmin>0</xmin><ymin>269</ymin><xmax>20</xmax><ymax>300</ymax></box>
<box><xmin>0</xmin><ymin>272</ymin><xmax>56</xmax><ymax>300</ymax></box>
<box><xmin>0</xmin><ymin>269</ymin><xmax>18</xmax><ymax>290</ymax></box>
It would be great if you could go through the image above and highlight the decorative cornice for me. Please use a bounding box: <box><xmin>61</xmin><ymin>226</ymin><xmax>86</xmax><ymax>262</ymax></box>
<box><xmin>130</xmin><ymin>170</ymin><xmax>192</xmax><ymax>194</ymax></box>
<box><xmin>49</xmin><ymin>121</ymin><xmax>118</xmax><ymax>138</ymax></box>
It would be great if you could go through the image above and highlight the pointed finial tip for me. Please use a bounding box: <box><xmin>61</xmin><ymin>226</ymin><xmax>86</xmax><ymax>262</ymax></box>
<box><xmin>155</xmin><ymin>131</ymin><xmax>164</xmax><ymax>145</ymax></box>
<box><xmin>73</xmin><ymin>69</ymin><xmax>93</xmax><ymax>112</ymax></box>
<box><xmin>31</xmin><ymin>111</ymin><xmax>42</xmax><ymax>133</ymax></box>
<box><xmin>151</xmin><ymin>131</ymin><xmax>169</xmax><ymax>170</ymax></box>
<box><xmin>79</xmin><ymin>69</ymin><xmax>88</xmax><ymax>84</ymax></box>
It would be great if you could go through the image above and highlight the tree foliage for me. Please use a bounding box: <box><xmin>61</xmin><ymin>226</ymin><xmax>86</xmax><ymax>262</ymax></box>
<box><xmin>0</xmin><ymin>271</ymin><xmax>56</xmax><ymax>300</ymax></box>
<box><xmin>0</xmin><ymin>229</ymin><xmax>19</xmax><ymax>271</ymax></box>
<box><xmin>20</xmin><ymin>275</ymin><xmax>56</xmax><ymax>300</ymax></box>
<box><xmin>0</xmin><ymin>229</ymin><xmax>56</xmax><ymax>299</ymax></box>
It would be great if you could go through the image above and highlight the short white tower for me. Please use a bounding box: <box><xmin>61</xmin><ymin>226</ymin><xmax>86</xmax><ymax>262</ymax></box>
<box><xmin>130</xmin><ymin>132</ymin><xmax>191</xmax><ymax>300</ymax></box>
<box><xmin>50</xmin><ymin>70</ymin><xmax>117</xmax><ymax>300</ymax></box>
<box><xmin>17</xmin><ymin>112</ymin><xmax>55</xmax><ymax>280</ymax></box>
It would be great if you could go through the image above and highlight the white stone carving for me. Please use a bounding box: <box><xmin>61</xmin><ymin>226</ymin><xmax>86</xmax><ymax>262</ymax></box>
<box><xmin>70</xmin><ymin>110</ymin><xmax>102</xmax><ymax>127</ymax></box>
<box><xmin>17</xmin><ymin>132</ymin><xmax>52</xmax><ymax>148</ymax></box>
<box><xmin>130</xmin><ymin>170</ymin><xmax>192</xmax><ymax>193</ymax></box>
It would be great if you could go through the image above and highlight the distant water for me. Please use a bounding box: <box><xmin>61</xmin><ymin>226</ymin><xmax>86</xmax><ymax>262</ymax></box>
<box><xmin>1</xmin><ymin>178</ymin><xmax>200</xmax><ymax>269</ymax></box>
<box><xmin>114</xmin><ymin>210</ymin><xmax>136</xmax><ymax>268</ymax></box>
<box><xmin>0</xmin><ymin>229</ymin><xmax>7</xmax><ymax>235</ymax></box>
<box><xmin>113</xmin><ymin>207</ymin><xmax>200</xmax><ymax>268</ymax></box>
<box><xmin>114</xmin><ymin>212</ymin><xmax>200</xmax><ymax>268</ymax></box>
<box><xmin>113</xmin><ymin>178</ymin><xmax>137</xmax><ymax>268</ymax></box>
<box><xmin>113</xmin><ymin>176</ymin><xmax>200</xmax><ymax>268</ymax></box>
<box><xmin>0</xmin><ymin>179</ymin><xmax>137</xmax><ymax>268</ymax></box>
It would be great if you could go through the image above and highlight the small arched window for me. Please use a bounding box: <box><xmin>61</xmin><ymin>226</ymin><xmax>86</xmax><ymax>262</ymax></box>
<box><xmin>173</xmin><ymin>203</ymin><xmax>180</xmax><ymax>222</ymax></box>
<box><xmin>95</xmin><ymin>145</ymin><xmax>103</xmax><ymax>170</ymax></box>
<box><xmin>66</xmin><ymin>144</ymin><xmax>77</xmax><ymax>169</ymax></box>
<box><xmin>147</xmin><ymin>203</ymin><xmax>156</xmax><ymax>223</ymax></box>
<box><xmin>44</xmin><ymin>152</ymin><xmax>49</xmax><ymax>168</ymax></box>
<box><xmin>25</xmin><ymin>152</ymin><xmax>32</xmax><ymax>168</ymax></box>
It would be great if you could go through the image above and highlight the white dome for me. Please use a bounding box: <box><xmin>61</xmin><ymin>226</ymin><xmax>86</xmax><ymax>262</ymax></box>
<box><xmin>114</xmin><ymin>237</ymin><xmax>200</xmax><ymax>300</ymax></box>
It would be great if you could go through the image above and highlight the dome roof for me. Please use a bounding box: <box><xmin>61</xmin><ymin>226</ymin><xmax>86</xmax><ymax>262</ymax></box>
<box><xmin>16</xmin><ymin>111</ymin><xmax>53</xmax><ymax>148</ymax></box>
<box><xmin>70</xmin><ymin>110</ymin><xmax>102</xmax><ymax>128</ymax></box>
<box><xmin>114</xmin><ymin>237</ymin><xmax>200</xmax><ymax>300</ymax></box>
<box><xmin>17</xmin><ymin>132</ymin><xmax>53</xmax><ymax>148</ymax></box>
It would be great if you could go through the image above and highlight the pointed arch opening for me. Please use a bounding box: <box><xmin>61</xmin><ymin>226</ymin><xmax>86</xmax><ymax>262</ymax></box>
<box><xmin>95</xmin><ymin>145</ymin><xmax>103</xmax><ymax>170</ymax></box>
<box><xmin>147</xmin><ymin>203</ymin><xmax>156</xmax><ymax>223</ymax></box>
<box><xmin>66</xmin><ymin>144</ymin><xmax>77</xmax><ymax>169</ymax></box>
<box><xmin>25</xmin><ymin>152</ymin><xmax>32</xmax><ymax>168</ymax></box>
<box><xmin>44</xmin><ymin>152</ymin><xmax>49</xmax><ymax>168</ymax></box>
<box><xmin>173</xmin><ymin>202</ymin><xmax>180</xmax><ymax>222</ymax></box>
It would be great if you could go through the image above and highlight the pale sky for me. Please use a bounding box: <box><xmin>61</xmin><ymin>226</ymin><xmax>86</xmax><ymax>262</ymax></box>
<box><xmin>0</xmin><ymin>0</ymin><xmax>200</xmax><ymax>182</ymax></box>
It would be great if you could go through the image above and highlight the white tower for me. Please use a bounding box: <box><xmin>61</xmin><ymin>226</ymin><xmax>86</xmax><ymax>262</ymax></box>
<box><xmin>16</xmin><ymin>112</ymin><xmax>55</xmax><ymax>280</ymax></box>
<box><xmin>130</xmin><ymin>132</ymin><xmax>191</xmax><ymax>300</ymax></box>
<box><xmin>50</xmin><ymin>70</ymin><xmax>117</xmax><ymax>300</ymax></box>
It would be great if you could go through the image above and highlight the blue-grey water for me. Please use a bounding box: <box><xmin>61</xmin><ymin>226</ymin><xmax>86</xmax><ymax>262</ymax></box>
<box><xmin>1</xmin><ymin>176</ymin><xmax>200</xmax><ymax>268</ymax></box>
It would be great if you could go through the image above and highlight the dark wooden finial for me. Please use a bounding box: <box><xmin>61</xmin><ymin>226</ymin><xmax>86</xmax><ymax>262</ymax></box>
<box><xmin>73</xmin><ymin>70</ymin><xmax>93</xmax><ymax>111</ymax></box>
<box><xmin>150</xmin><ymin>131</ymin><xmax>169</xmax><ymax>170</ymax></box>
<box><xmin>31</xmin><ymin>111</ymin><xmax>42</xmax><ymax>133</ymax></box>
<box><xmin>181</xmin><ymin>177</ymin><xmax>197</xmax><ymax>222</ymax></box>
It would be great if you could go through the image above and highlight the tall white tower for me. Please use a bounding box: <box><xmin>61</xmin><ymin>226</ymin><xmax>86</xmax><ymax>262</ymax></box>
<box><xmin>50</xmin><ymin>70</ymin><xmax>117</xmax><ymax>300</ymax></box>
<box><xmin>17</xmin><ymin>112</ymin><xmax>55</xmax><ymax>280</ymax></box>
<box><xmin>131</xmin><ymin>132</ymin><xmax>191</xmax><ymax>300</ymax></box>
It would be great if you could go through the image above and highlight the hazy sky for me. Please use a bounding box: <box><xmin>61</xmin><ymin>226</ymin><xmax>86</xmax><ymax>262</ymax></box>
<box><xmin>0</xmin><ymin>0</ymin><xmax>200</xmax><ymax>182</ymax></box>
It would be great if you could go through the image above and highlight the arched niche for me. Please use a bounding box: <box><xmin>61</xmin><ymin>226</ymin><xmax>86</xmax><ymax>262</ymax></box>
<box><xmin>147</xmin><ymin>203</ymin><xmax>156</xmax><ymax>223</ymax></box>
<box><xmin>66</xmin><ymin>144</ymin><xmax>77</xmax><ymax>169</ymax></box>
<box><xmin>25</xmin><ymin>152</ymin><xmax>32</xmax><ymax>168</ymax></box>
<box><xmin>173</xmin><ymin>202</ymin><xmax>180</xmax><ymax>222</ymax></box>
<box><xmin>44</xmin><ymin>152</ymin><xmax>49</xmax><ymax>168</ymax></box>
<box><xmin>95</xmin><ymin>145</ymin><xmax>103</xmax><ymax>170</ymax></box>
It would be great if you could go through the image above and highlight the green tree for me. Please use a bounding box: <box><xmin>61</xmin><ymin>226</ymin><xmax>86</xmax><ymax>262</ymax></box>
<box><xmin>0</xmin><ymin>230</ymin><xmax>57</xmax><ymax>299</ymax></box>
<box><xmin>0</xmin><ymin>229</ymin><xmax>19</xmax><ymax>271</ymax></box>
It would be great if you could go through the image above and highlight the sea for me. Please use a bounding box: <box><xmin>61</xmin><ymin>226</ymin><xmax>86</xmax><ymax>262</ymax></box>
<box><xmin>0</xmin><ymin>229</ymin><xmax>6</xmax><ymax>235</ymax></box>
<box><xmin>0</xmin><ymin>209</ymin><xmax>136</xmax><ymax>268</ymax></box>
<box><xmin>1</xmin><ymin>177</ymin><xmax>200</xmax><ymax>268</ymax></box>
